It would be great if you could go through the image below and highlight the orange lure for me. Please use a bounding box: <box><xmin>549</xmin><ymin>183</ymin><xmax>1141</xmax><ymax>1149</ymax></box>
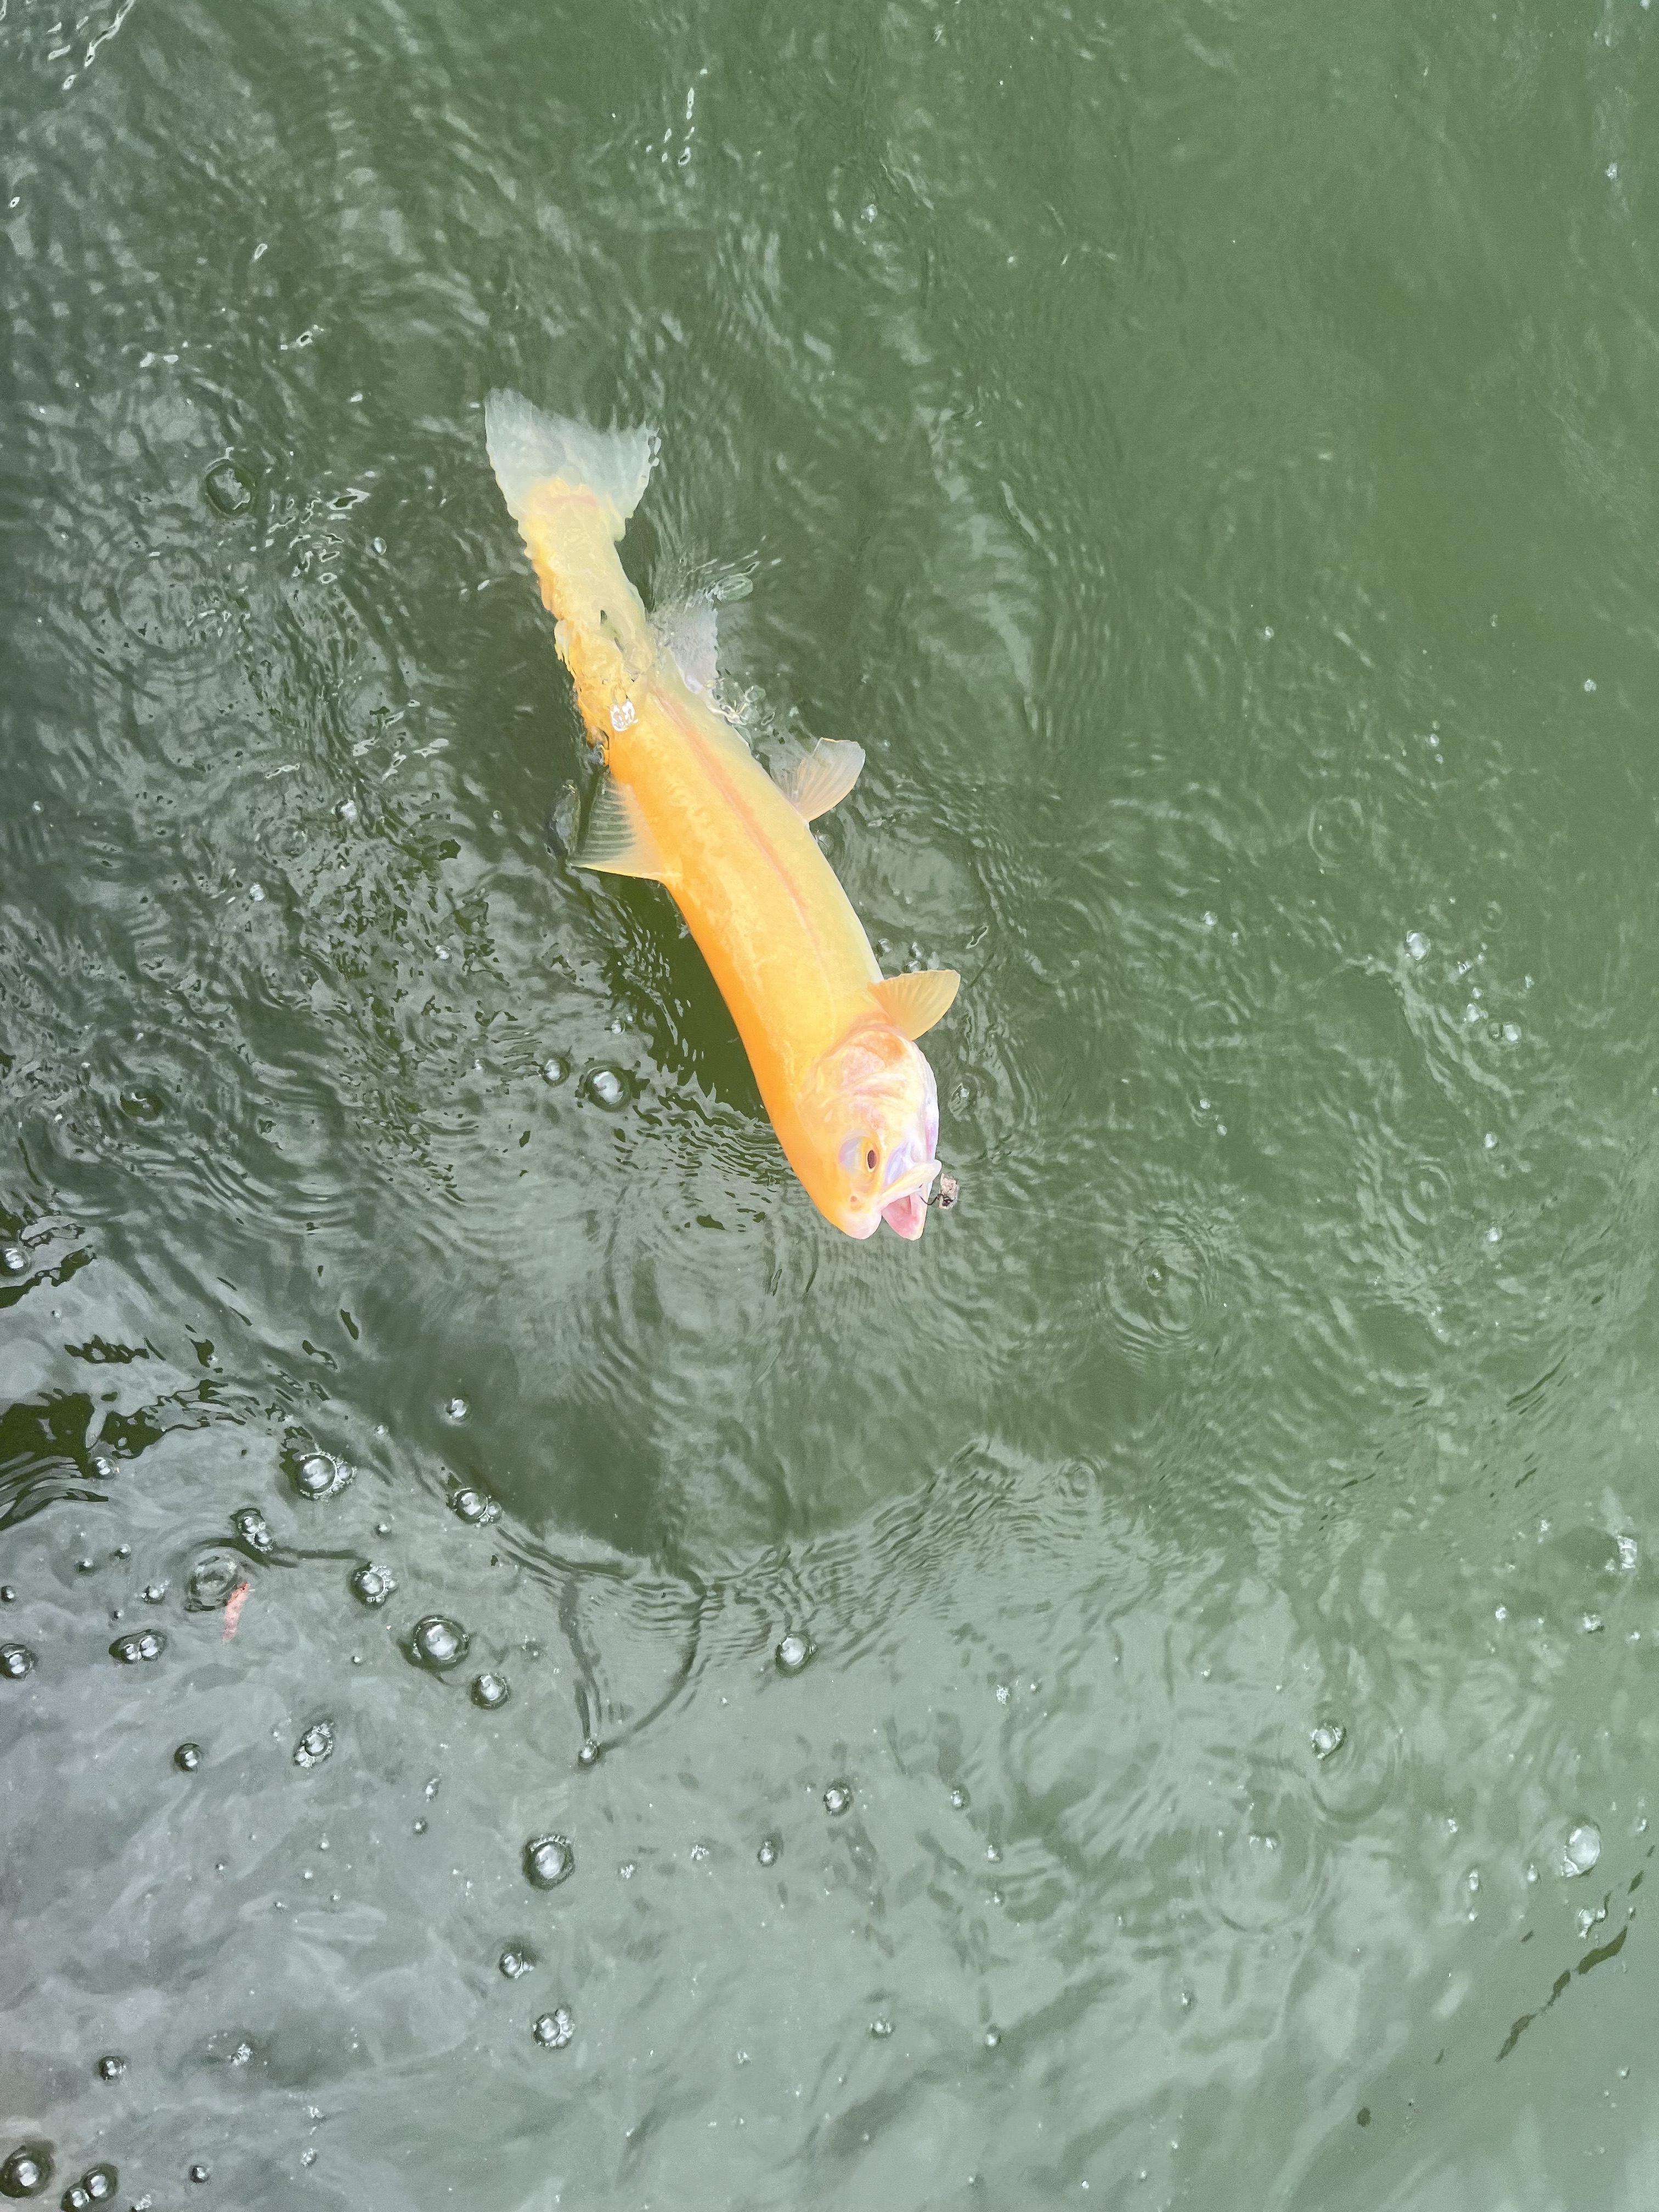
<box><xmin>486</xmin><ymin>391</ymin><xmax>958</xmax><ymax>1238</ymax></box>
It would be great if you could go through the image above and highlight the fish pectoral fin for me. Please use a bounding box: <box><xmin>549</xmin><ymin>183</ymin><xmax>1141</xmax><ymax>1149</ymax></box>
<box><xmin>650</xmin><ymin>596</ymin><xmax>720</xmax><ymax>695</ymax></box>
<box><xmin>574</xmin><ymin>773</ymin><xmax>667</xmax><ymax>881</ymax></box>
<box><xmin>777</xmin><ymin>737</ymin><xmax>865</xmax><ymax>821</ymax></box>
<box><xmin>871</xmin><ymin>967</ymin><xmax>960</xmax><ymax>1040</ymax></box>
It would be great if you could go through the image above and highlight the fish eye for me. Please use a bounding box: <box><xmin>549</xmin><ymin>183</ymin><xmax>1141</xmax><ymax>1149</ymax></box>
<box><xmin>865</xmin><ymin>1147</ymin><xmax>877</xmax><ymax>1172</ymax></box>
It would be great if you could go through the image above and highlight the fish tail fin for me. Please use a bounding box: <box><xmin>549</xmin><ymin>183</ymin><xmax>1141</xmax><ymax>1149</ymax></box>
<box><xmin>484</xmin><ymin>389</ymin><xmax>656</xmax><ymax>540</ymax></box>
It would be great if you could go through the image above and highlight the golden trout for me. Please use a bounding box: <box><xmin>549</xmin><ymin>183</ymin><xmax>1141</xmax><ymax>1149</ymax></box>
<box><xmin>487</xmin><ymin>390</ymin><xmax>958</xmax><ymax>1238</ymax></box>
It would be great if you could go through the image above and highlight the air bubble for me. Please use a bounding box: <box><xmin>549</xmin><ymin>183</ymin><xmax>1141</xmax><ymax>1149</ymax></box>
<box><xmin>524</xmin><ymin>1833</ymin><xmax>575</xmax><ymax>1889</ymax></box>
<box><xmin>60</xmin><ymin>2165</ymin><xmax>117</xmax><ymax>2211</ymax></box>
<box><xmin>0</xmin><ymin>1645</ymin><xmax>36</xmax><ymax>1680</ymax></box>
<box><xmin>577</xmin><ymin>1735</ymin><xmax>600</xmax><ymax>1767</ymax></box>
<box><xmin>949</xmin><ymin>1785</ymin><xmax>970</xmax><ymax>1810</ymax></box>
<box><xmin>582</xmin><ymin>1065</ymin><xmax>629</xmax><ymax>1109</ymax></box>
<box><xmin>0</xmin><ymin>2146</ymin><xmax>50</xmax><ymax>2198</ymax></box>
<box><xmin>294</xmin><ymin>1719</ymin><xmax>335</xmax><ymax>1769</ymax></box>
<box><xmin>533</xmin><ymin>2005</ymin><xmax>574</xmax><ymax>2049</ymax></box>
<box><xmin>143</xmin><ymin>1582</ymin><xmax>167</xmax><ymax>1604</ymax></box>
<box><xmin>471</xmin><ymin>1672</ymin><xmax>510</xmax><ymax>1709</ymax></box>
<box><xmin>1</xmin><ymin>1245</ymin><xmax>26</xmax><ymax>1273</ymax></box>
<box><xmin>499</xmin><ymin>1945</ymin><xmax>535</xmax><ymax>1979</ymax></box>
<box><xmin>95</xmin><ymin>2055</ymin><xmax>126</xmax><ymax>2081</ymax></box>
<box><xmin>188</xmin><ymin>2165</ymin><xmax>210</xmax><ymax>2185</ymax></box>
<box><xmin>449</xmin><ymin>1487</ymin><xmax>499</xmax><ymax>1526</ymax></box>
<box><xmin>757</xmin><ymin>1836</ymin><xmax>780</xmax><ymax>1866</ymax></box>
<box><xmin>775</xmin><ymin>1632</ymin><xmax>808</xmax><ymax>1673</ymax></box>
<box><xmin>823</xmin><ymin>1782</ymin><xmax>851</xmax><ymax>1816</ymax></box>
<box><xmin>185</xmin><ymin>1555</ymin><xmax>241</xmax><ymax>1610</ymax></box>
<box><xmin>1311</xmin><ymin>1721</ymin><xmax>1346</xmax><ymax>1760</ymax></box>
<box><xmin>294</xmin><ymin>1451</ymin><xmax>351</xmax><ymax>1502</ymax></box>
<box><xmin>232</xmin><ymin>1508</ymin><xmax>274</xmax><ymax>1555</ymax></box>
<box><xmin>1561</xmin><ymin>1822</ymin><xmax>1602</xmax><ymax>1876</ymax></box>
<box><xmin>541</xmin><ymin>1056</ymin><xmax>567</xmax><ymax>1085</ymax></box>
<box><xmin>174</xmin><ymin>1742</ymin><xmax>202</xmax><ymax>1773</ymax></box>
<box><xmin>870</xmin><ymin>2017</ymin><xmax>893</xmax><ymax>2039</ymax></box>
<box><xmin>110</xmin><ymin>1630</ymin><xmax>165</xmax><ymax>1664</ymax></box>
<box><xmin>442</xmin><ymin>1396</ymin><xmax>470</xmax><ymax>1423</ymax></box>
<box><xmin>983</xmin><ymin>2026</ymin><xmax>1001</xmax><ymax>2049</ymax></box>
<box><xmin>1618</xmin><ymin>1535</ymin><xmax>1638</xmax><ymax>1571</ymax></box>
<box><xmin>203</xmin><ymin>458</ymin><xmax>256</xmax><ymax>516</ymax></box>
<box><xmin>408</xmin><ymin>1616</ymin><xmax>469</xmax><ymax>1671</ymax></box>
<box><xmin>350</xmin><ymin>1562</ymin><xmax>396</xmax><ymax>1607</ymax></box>
<box><xmin>1406</xmin><ymin>932</ymin><xmax>1430</xmax><ymax>961</ymax></box>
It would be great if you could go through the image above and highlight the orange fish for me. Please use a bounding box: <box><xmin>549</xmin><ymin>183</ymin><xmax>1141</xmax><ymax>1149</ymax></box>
<box><xmin>486</xmin><ymin>391</ymin><xmax>959</xmax><ymax>1239</ymax></box>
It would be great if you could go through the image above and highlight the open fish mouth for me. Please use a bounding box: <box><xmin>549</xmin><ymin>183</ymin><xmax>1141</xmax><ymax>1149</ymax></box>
<box><xmin>880</xmin><ymin>1160</ymin><xmax>940</xmax><ymax>1240</ymax></box>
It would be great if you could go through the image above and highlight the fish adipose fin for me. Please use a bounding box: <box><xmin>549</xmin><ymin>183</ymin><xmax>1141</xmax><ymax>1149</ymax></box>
<box><xmin>871</xmin><ymin>968</ymin><xmax>960</xmax><ymax>1040</ymax></box>
<box><xmin>485</xmin><ymin>389</ymin><xmax>656</xmax><ymax>538</ymax></box>
<box><xmin>777</xmin><ymin>737</ymin><xmax>865</xmax><ymax>821</ymax></box>
<box><xmin>575</xmin><ymin>773</ymin><xmax>667</xmax><ymax>880</ymax></box>
<box><xmin>650</xmin><ymin>597</ymin><xmax>719</xmax><ymax>694</ymax></box>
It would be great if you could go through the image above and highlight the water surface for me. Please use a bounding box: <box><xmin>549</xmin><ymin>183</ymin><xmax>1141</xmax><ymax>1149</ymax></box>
<box><xmin>4</xmin><ymin>0</ymin><xmax>1659</xmax><ymax>2204</ymax></box>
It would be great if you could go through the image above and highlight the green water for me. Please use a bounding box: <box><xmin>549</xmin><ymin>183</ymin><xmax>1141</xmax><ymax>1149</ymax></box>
<box><xmin>4</xmin><ymin>0</ymin><xmax>1659</xmax><ymax>2203</ymax></box>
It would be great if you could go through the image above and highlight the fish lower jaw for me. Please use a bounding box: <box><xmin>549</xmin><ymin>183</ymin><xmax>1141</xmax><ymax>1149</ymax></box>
<box><xmin>880</xmin><ymin>1190</ymin><xmax>929</xmax><ymax>1240</ymax></box>
<box><xmin>878</xmin><ymin>1159</ymin><xmax>940</xmax><ymax>1240</ymax></box>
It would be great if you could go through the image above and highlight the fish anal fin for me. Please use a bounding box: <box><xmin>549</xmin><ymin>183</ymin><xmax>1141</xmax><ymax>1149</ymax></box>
<box><xmin>871</xmin><ymin>967</ymin><xmax>960</xmax><ymax>1040</ymax></box>
<box><xmin>778</xmin><ymin>737</ymin><xmax>865</xmax><ymax>821</ymax></box>
<box><xmin>650</xmin><ymin>597</ymin><xmax>719</xmax><ymax>695</ymax></box>
<box><xmin>575</xmin><ymin>773</ymin><xmax>667</xmax><ymax>881</ymax></box>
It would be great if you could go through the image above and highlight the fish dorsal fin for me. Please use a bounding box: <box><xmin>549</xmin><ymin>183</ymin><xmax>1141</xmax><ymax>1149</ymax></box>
<box><xmin>650</xmin><ymin>596</ymin><xmax>719</xmax><ymax>695</ymax></box>
<box><xmin>777</xmin><ymin>737</ymin><xmax>866</xmax><ymax>821</ymax></box>
<box><xmin>871</xmin><ymin>968</ymin><xmax>960</xmax><ymax>1040</ymax></box>
<box><xmin>575</xmin><ymin>772</ymin><xmax>667</xmax><ymax>880</ymax></box>
<box><xmin>486</xmin><ymin>389</ymin><xmax>656</xmax><ymax>540</ymax></box>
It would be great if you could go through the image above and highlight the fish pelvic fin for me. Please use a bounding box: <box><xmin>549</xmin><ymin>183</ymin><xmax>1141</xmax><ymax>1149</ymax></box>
<box><xmin>575</xmin><ymin>771</ymin><xmax>668</xmax><ymax>881</ymax></box>
<box><xmin>776</xmin><ymin>737</ymin><xmax>865</xmax><ymax>822</ymax></box>
<box><xmin>870</xmin><ymin>968</ymin><xmax>960</xmax><ymax>1040</ymax></box>
<box><xmin>485</xmin><ymin>390</ymin><xmax>656</xmax><ymax>540</ymax></box>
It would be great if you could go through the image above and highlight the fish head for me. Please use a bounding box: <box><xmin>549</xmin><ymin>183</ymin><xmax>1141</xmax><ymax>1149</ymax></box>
<box><xmin>794</xmin><ymin>1018</ymin><xmax>943</xmax><ymax>1241</ymax></box>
